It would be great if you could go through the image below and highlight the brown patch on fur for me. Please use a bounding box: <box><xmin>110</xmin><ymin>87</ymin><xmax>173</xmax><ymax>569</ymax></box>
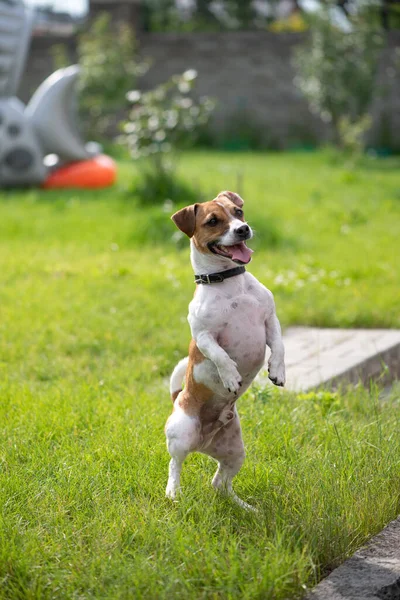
<box><xmin>171</xmin><ymin>390</ymin><xmax>180</xmax><ymax>402</ymax></box>
<box><xmin>192</xmin><ymin>197</ymin><xmax>245</xmax><ymax>254</ymax></box>
<box><xmin>191</xmin><ymin>201</ymin><xmax>230</xmax><ymax>254</ymax></box>
<box><xmin>171</xmin><ymin>204</ymin><xmax>198</xmax><ymax>237</ymax></box>
<box><xmin>176</xmin><ymin>339</ymin><xmax>213</xmax><ymax>416</ymax></box>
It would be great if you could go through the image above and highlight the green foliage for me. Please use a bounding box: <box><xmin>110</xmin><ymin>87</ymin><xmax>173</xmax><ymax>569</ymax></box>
<box><xmin>141</xmin><ymin>0</ymin><xmax>183</xmax><ymax>32</ymax></box>
<box><xmin>360</xmin><ymin>0</ymin><xmax>400</xmax><ymax>30</ymax></box>
<box><xmin>224</xmin><ymin>0</ymin><xmax>257</xmax><ymax>28</ymax></box>
<box><xmin>297</xmin><ymin>390</ymin><xmax>341</xmax><ymax>416</ymax></box>
<box><xmin>294</xmin><ymin>8</ymin><xmax>383</xmax><ymax>151</ymax></box>
<box><xmin>130</xmin><ymin>163</ymin><xmax>203</xmax><ymax>207</ymax></box>
<box><xmin>195</xmin><ymin>0</ymin><xmax>222</xmax><ymax>28</ymax></box>
<box><xmin>122</xmin><ymin>70</ymin><xmax>215</xmax><ymax>161</ymax></box>
<box><xmin>338</xmin><ymin>114</ymin><xmax>373</xmax><ymax>158</ymax></box>
<box><xmin>141</xmin><ymin>0</ymin><xmax>259</xmax><ymax>31</ymax></box>
<box><xmin>76</xmin><ymin>13</ymin><xmax>147</xmax><ymax>139</ymax></box>
<box><xmin>121</xmin><ymin>70</ymin><xmax>215</xmax><ymax>203</ymax></box>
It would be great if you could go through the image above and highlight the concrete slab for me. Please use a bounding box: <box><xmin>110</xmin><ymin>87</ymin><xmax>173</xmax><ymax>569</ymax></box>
<box><xmin>261</xmin><ymin>327</ymin><xmax>400</xmax><ymax>392</ymax></box>
<box><xmin>306</xmin><ymin>517</ymin><xmax>400</xmax><ymax>600</ymax></box>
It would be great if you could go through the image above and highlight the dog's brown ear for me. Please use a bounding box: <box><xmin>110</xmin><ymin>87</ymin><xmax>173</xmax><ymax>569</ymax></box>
<box><xmin>217</xmin><ymin>191</ymin><xmax>244</xmax><ymax>208</ymax></box>
<box><xmin>171</xmin><ymin>204</ymin><xmax>199</xmax><ymax>238</ymax></box>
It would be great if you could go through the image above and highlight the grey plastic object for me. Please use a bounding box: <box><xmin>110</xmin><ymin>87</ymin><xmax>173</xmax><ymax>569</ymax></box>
<box><xmin>0</xmin><ymin>96</ymin><xmax>47</xmax><ymax>184</ymax></box>
<box><xmin>0</xmin><ymin>0</ymin><xmax>99</xmax><ymax>186</ymax></box>
<box><xmin>26</xmin><ymin>66</ymin><xmax>94</xmax><ymax>162</ymax></box>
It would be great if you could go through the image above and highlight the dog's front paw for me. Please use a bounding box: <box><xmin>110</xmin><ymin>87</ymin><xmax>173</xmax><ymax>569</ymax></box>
<box><xmin>268</xmin><ymin>361</ymin><xmax>285</xmax><ymax>387</ymax></box>
<box><xmin>218</xmin><ymin>361</ymin><xmax>242</xmax><ymax>393</ymax></box>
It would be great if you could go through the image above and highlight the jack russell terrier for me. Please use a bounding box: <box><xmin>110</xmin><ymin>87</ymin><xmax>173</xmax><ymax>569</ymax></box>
<box><xmin>165</xmin><ymin>191</ymin><xmax>285</xmax><ymax>510</ymax></box>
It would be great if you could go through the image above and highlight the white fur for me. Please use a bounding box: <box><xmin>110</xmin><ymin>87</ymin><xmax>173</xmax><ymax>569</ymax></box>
<box><xmin>165</xmin><ymin>404</ymin><xmax>201</xmax><ymax>499</ymax></box>
<box><xmin>188</xmin><ymin>246</ymin><xmax>285</xmax><ymax>389</ymax></box>
<box><xmin>219</xmin><ymin>217</ymin><xmax>253</xmax><ymax>246</ymax></box>
<box><xmin>169</xmin><ymin>356</ymin><xmax>188</xmax><ymax>397</ymax></box>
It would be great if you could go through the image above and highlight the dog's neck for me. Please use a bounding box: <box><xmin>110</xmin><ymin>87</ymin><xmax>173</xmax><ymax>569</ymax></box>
<box><xmin>190</xmin><ymin>240</ymin><xmax>237</xmax><ymax>275</ymax></box>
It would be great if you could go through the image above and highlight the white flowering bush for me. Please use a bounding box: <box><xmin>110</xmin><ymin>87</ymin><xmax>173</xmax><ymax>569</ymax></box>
<box><xmin>120</xmin><ymin>69</ymin><xmax>215</xmax><ymax>204</ymax></box>
<box><xmin>122</xmin><ymin>69</ymin><xmax>214</xmax><ymax>161</ymax></box>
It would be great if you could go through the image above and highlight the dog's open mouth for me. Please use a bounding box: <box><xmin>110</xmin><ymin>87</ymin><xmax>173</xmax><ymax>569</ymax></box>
<box><xmin>208</xmin><ymin>241</ymin><xmax>254</xmax><ymax>264</ymax></box>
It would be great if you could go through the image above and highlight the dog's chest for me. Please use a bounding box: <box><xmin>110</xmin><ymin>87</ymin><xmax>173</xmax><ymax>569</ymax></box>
<box><xmin>190</xmin><ymin>282</ymin><xmax>268</xmax><ymax>366</ymax></box>
<box><xmin>216</xmin><ymin>293</ymin><xmax>265</xmax><ymax>339</ymax></box>
<box><xmin>192</xmin><ymin>285</ymin><xmax>265</xmax><ymax>325</ymax></box>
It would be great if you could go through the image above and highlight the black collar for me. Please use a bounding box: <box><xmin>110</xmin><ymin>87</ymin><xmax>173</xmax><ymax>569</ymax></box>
<box><xmin>194</xmin><ymin>266</ymin><xmax>246</xmax><ymax>285</ymax></box>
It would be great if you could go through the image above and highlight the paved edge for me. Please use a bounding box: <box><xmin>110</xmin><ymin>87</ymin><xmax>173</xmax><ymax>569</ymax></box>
<box><xmin>325</xmin><ymin>339</ymin><xmax>400</xmax><ymax>389</ymax></box>
<box><xmin>306</xmin><ymin>517</ymin><xmax>400</xmax><ymax>600</ymax></box>
<box><xmin>258</xmin><ymin>328</ymin><xmax>400</xmax><ymax>392</ymax></box>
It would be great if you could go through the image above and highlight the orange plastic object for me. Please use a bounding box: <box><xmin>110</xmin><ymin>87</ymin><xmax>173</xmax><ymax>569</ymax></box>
<box><xmin>42</xmin><ymin>155</ymin><xmax>117</xmax><ymax>189</ymax></box>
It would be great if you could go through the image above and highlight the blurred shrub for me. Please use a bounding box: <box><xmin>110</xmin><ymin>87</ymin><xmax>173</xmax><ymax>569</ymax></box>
<box><xmin>338</xmin><ymin>114</ymin><xmax>372</xmax><ymax>157</ymax></box>
<box><xmin>269</xmin><ymin>12</ymin><xmax>308</xmax><ymax>32</ymax></box>
<box><xmin>132</xmin><ymin>164</ymin><xmax>202</xmax><ymax>207</ymax></box>
<box><xmin>54</xmin><ymin>13</ymin><xmax>148</xmax><ymax>140</ymax></box>
<box><xmin>141</xmin><ymin>0</ymin><xmax>259</xmax><ymax>32</ymax></box>
<box><xmin>294</xmin><ymin>8</ymin><xmax>383</xmax><ymax>154</ymax></box>
<box><xmin>120</xmin><ymin>70</ymin><xmax>215</xmax><ymax>204</ymax></box>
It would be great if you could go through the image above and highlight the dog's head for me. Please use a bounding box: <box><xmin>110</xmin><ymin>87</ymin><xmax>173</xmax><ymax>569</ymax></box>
<box><xmin>171</xmin><ymin>191</ymin><xmax>253</xmax><ymax>265</ymax></box>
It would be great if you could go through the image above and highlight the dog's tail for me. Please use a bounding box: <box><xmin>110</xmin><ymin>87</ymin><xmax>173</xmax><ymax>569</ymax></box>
<box><xmin>169</xmin><ymin>356</ymin><xmax>188</xmax><ymax>402</ymax></box>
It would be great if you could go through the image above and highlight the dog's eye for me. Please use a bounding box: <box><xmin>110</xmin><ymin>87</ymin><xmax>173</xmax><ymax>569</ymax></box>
<box><xmin>235</xmin><ymin>209</ymin><xmax>243</xmax><ymax>217</ymax></box>
<box><xmin>206</xmin><ymin>217</ymin><xmax>218</xmax><ymax>227</ymax></box>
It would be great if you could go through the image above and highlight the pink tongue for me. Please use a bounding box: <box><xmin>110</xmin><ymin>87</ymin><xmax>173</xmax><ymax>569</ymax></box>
<box><xmin>230</xmin><ymin>242</ymin><xmax>254</xmax><ymax>264</ymax></box>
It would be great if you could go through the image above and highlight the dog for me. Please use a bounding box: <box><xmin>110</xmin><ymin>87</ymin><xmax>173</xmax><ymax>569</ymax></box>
<box><xmin>165</xmin><ymin>191</ymin><xmax>285</xmax><ymax>509</ymax></box>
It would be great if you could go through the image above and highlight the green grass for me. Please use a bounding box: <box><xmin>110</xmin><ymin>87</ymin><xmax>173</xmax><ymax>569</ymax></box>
<box><xmin>0</xmin><ymin>151</ymin><xmax>400</xmax><ymax>599</ymax></box>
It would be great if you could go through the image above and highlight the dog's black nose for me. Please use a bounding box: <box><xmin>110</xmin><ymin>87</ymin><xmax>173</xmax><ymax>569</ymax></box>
<box><xmin>235</xmin><ymin>224</ymin><xmax>250</xmax><ymax>239</ymax></box>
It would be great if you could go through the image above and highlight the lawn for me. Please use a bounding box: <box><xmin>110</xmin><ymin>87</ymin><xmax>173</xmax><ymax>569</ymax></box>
<box><xmin>0</xmin><ymin>151</ymin><xmax>399</xmax><ymax>599</ymax></box>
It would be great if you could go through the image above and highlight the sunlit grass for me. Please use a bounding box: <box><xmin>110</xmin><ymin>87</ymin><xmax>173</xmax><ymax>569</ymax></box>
<box><xmin>0</xmin><ymin>151</ymin><xmax>399</xmax><ymax>599</ymax></box>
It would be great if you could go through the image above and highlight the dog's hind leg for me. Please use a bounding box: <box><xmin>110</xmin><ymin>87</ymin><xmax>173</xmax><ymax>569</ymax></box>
<box><xmin>165</xmin><ymin>403</ymin><xmax>200</xmax><ymax>499</ymax></box>
<box><xmin>203</xmin><ymin>411</ymin><xmax>254</xmax><ymax>511</ymax></box>
<box><xmin>169</xmin><ymin>356</ymin><xmax>189</xmax><ymax>402</ymax></box>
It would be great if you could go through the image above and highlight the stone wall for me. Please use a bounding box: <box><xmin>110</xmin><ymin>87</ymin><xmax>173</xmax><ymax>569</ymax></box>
<box><xmin>89</xmin><ymin>1</ymin><xmax>140</xmax><ymax>29</ymax></box>
<box><xmin>20</xmin><ymin>35</ymin><xmax>76</xmax><ymax>104</ymax></box>
<box><xmin>18</xmin><ymin>31</ymin><xmax>400</xmax><ymax>148</ymax></box>
<box><xmin>138</xmin><ymin>32</ymin><xmax>323</xmax><ymax>148</ymax></box>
